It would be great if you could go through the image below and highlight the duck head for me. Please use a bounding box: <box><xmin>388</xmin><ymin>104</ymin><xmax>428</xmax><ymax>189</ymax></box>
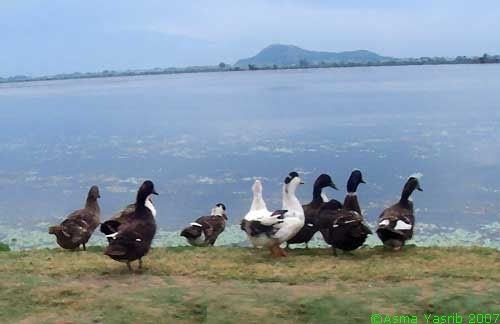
<box><xmin>314</xmin><ymin>174</ymin><xmax>338</xmax><ymax>190</ymax></box>
<box><xmin>252</xmin><ymin>180</ymin><xmax>263</xmax><ymax>195</ymax></box>
<box><xmin>401</xmin><ymin>174</ymin><xmax>423</xmax><ymax>202</ymax></box>
<box><xmin>137</xmin><ymin>180</ymin><xmax>159</xmax><ymax>205</ymax></box>
<box><xmin>347</xmin><ymin>169</ymin><xmax>366</xmax><ymax>193</ymax></box>
<box><xmin>284</xmin><ymin>171</ymin><xmax>304</xmax><ymax>193</ymax></box>
<box><xmin>88</xmin><ymin>185</ymin><xmax>101</xmax><ymax>200</ymax></box>
<box><xmin>211</xmin><ymin>203</ymin><xmax>227</xmax><ymax>220</ymax></box>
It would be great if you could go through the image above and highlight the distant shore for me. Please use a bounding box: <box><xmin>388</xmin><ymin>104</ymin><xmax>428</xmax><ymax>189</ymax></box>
<box><xmin>2</xmin><ymin>55</ymin><xmax>499</xmax><ymax>85</ymax></box>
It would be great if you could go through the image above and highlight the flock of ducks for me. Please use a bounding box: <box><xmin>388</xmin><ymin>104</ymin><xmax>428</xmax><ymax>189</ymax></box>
<box><xmin>48</xmin><ymin>170</ymin><xmax>423</xmax><ymax>271</ymax></box>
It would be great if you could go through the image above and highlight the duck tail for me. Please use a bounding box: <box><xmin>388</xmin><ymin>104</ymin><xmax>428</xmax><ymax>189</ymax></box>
<box><xmin>48</xmin><ymin>225</ymin><xmax>70</xmax><ymax>237</ymax></box>
<box><xmin>104</xmin><ymin>243</ymin><xmax>127</xmax><ymax>257</ymax></box>
<box><xmin>100</xmin><ymin>220</ymin><xmax>121</xmax><ymax>236</ymax></box>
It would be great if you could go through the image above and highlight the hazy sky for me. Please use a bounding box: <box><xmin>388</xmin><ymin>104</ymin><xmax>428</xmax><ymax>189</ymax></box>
<box><xmin>1</xmin><ymin>0</ymin><xmax>499</xmax><ymax>76</ymax></box>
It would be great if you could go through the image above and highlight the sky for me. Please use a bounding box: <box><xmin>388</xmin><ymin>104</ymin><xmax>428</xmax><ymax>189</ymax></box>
<box><xmin>1</xmin><ymin>0</ymin><xmax>499</xmax><ymax>76</ymax></box>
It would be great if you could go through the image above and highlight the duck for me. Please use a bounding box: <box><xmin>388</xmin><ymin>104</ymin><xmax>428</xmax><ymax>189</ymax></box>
<box><xmin>315</xmin><ymin>175</ymin><xmax>343</xmax><ymax>242</ymax></box>
<box><xmin>286</xmin><ymin>174</ymin><xmax>337</xmax><ymax>249</ymax></box>
<box><xmin>101</xmin><ymin>180</ymin><xmax>158</xmax><ymax>271</ymax></box>
<box><xmin>48</xmin><ymin>185</ymin><xmax>101</xmax><ymax>251</ymax></box>
<box><xmin>180</xmin><ymin>203</ymin><xmax>227</xmax><ymax>246</ymax></box>
<box><xmin>100</xmin><ymin>195</ymin><xmax>156</xmax><ymax>242</ymax></box>
<box><xmin>241</xmin><ymin>172</ymin><xmax>305</xmax><ymax>257</ymax></box>
<box><xmin>376</xmin><ymin>174</ymin><xmax>423</xmax><ymax>251</ymax></box>
<box><xmin>321</xmin><ymin>170</ymin><xmax>372</xmax><ymax>256</ymax></box>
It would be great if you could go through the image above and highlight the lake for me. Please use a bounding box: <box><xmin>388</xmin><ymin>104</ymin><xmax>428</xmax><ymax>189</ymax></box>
<box><xmin>1</xmin><ymin>65</ymin><xmax>499</xmax><ymax>248</ymax></box>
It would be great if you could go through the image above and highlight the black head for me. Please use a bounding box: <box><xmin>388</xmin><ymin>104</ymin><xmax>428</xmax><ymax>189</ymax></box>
<box><xmin>405</xmin><ymin>177</ymin><xmax>423</xmax><ymax>192</ymax></box>
<box><xmin>314</xmin><ymin>174</ymin><xmax>338</xmax><ymax>190</ymax></box>
<box><xmin>284</xmin><ymin>172</ymin><xmax>304</xmax><ymax>185</ymax></box>
<box><xmin>137</xmin><ymin>180</ymin><xmax>159</xmax><ymax>203</ymax></box>
<box><xmin>401</xmin><ymin>176</ymin><xmax>423</xmax><ymax>201</ymax></box>
<box><xmin>88</xmin><ymin>185</ymin><xmax>101</xmax><ymax>199</ymax></box>
<box><xmin>346</xmin><ymin>169</ymin><xmax>365</xmax><ymax>193</ymax></box>
<box><xmin>215</xmin><ymin>203</ymin><xmax>226</xmax><ymax>211</ymax></box>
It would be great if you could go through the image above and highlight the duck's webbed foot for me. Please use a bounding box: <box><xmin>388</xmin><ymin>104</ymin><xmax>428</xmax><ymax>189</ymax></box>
<box><xmin>82</xmin><ymin>243</ymin><xmax>86</xmax><ymax>251</ymax></box>
<box><xmin>332</xmin><ymin>247</ymin><xmax>338</xmax><ymax>257</ymax></box>
<box><xmin>126</xmin><ymin>261</ymin><xmax>133</xmax><ymax>272</ymax></box>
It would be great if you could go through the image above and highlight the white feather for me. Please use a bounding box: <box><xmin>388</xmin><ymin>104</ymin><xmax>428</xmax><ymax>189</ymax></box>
<box><xmin>409</xmin><ymin>172</ymin><xmax>423</xmax><ymax>179</ymax></box>
<box><xmin>379</xmin><ymin>219</ymin><xmax>390</xmax><ymax>226</ymax></box>
<box><xmin>394</xmin><ymin>220</ymin><xmax>413</xmax><ymax>230</ymax></box>
<box><xmin>105</xmin><ymin>232</ymin><xmax>119</xmax><ymax>239</ymax></box>
<box><xmin>145</xmin><ymin>196</ymin><xmax>157</xmax><ymax>217</ymax></box>
<box><xmin>190</xmin><ymin>222</ymin><xmax>203</xmax><ymax>227</ymax></box>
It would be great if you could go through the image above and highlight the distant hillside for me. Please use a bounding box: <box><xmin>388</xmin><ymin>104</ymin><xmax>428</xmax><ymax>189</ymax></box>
<box><xmin>235</xmin><ymin>44</ymin><xmax>392</xmax><ymax>67</ymax></box>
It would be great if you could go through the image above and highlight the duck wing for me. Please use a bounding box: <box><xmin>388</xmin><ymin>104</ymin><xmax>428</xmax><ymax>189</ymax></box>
<box><xmin>326</xmin><ymin>210</ymin><xmax>372</xmax><ymax>250</ymax></box>
<box><xmin>51</xmin><ymin>209</ymin><xmax>97</xmax><ymax>245</ymax></box>
<box><xmin>100</xmin><ymin>203</ymin><xmax>135</xmax><ymax>236</ymax></box>
<box><xmin>317</xmin><ymin>199</ymin><xmax>343</xmax><ymax>231</ymax></box>
<box><xmin>241</xmin><ymin>210</ymin><xmax>287</xmax><ymax>237</ymax></box>
<box><xmin>377</xmin><ymin>205</ymin><xmax>415</xmax><ymax>240</ymax></box>
<box><xmin>104</xmin><ymin>216</ymin><xmax>156</xmax><ymax>261</ymax></box>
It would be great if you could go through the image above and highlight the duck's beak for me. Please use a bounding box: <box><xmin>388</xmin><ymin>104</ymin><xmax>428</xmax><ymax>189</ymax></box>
<box><xmin>417</xmin><ymin>186</ymin><xmax>423</xmax><ymax>192</ymax></box>
<box><xmin>153</xmin><ymin>190</ymin><xmax>159</xmax><ymax>195</ymax></box>
<box><xmin>360</xmin><ymin>179</ymin><xmax>366</xmax><ymax>184</ymax></box>
<box><xmin>330</xmin><ymin>182</ymin><xmax>338</xmax><ymax>190</ymax></box>
<box><xmin>300</xmin><ymin>181</ymin><xmax>305</xmax><ymax>185</ymax></box>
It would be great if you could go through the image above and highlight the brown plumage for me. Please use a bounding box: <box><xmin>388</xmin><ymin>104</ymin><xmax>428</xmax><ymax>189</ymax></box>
<box><xmin>286</xmin><ymin>174</ymin><xmax>337</xmax><ymax>248</ymax></box>
<box><xmin>321</xmin><ymin>170</ymin><xmax>372</xmax><ymax>255</ymax></box>
<box><xmin>102</xmin><ymin>180</ymin><xmax>158</xmax><ymax>271</ymax></box>
<box><xmin>48</xmin><ymin>185</ymin><xmax>101</xmax><ymax>251</ymax></box>
<box><xmin>377</xmin><ymin>176</ymin><xmax>423</xmax><ymax>251</ymax></box>
<box><xmin>181</xmin><ymin>203</ymin><xmax>227</xmax><ymax>246</ymax></box>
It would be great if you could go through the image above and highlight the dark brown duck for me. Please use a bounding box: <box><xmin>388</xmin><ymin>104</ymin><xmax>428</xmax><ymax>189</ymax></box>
<box><xmin>48</xmin><ymin>185</ymin><xmax>101</xmax><ymax>251</ymax></box>
<box><xmin>102</xmin><ymin>180</ymin><xmax>158</xmax><ymax>271</ymax></box>
<box><xmin>322</xmin><ymin>170</ymin><xmax>372</xmax><ymax>256</ymax></box>
<box><xmin>286</xmin><ymin>174</ymin><xmax>337</xmax><ymax>249</ymax></box>
<box><xmin>376</xmin><ymin>175</ymin><xmax>423</xmax><ymax>251</ymax></box>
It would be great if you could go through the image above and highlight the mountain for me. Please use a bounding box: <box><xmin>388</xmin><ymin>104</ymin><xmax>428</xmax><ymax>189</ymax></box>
<box><xmin>235</xmin><ymin>44</ymin><xmax>392</xmax><ymax>67</ymax></box>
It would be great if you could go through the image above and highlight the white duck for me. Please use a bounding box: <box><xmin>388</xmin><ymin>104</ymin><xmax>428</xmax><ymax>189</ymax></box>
<box><xmin>241</xmin><ymin>172</ymin><xmax>305</xmax><ymax>257</ymax></box>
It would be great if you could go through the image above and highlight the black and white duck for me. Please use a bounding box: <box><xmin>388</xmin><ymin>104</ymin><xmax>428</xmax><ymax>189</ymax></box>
<box><xmin>321</xmin><ymin>170</ymin><xmax>372</xmax><ymax>256</ymax></box>
<box><xmin>377</xmin><ymin>174</ymin><xmax>423</xmax><ymax>251</ymax></box>
<box><xmin>180</xmin><ymin>203</ymin><xmax>227</xmax><ymax>246</ymax></box>
<box><xmin>286</xmin><ymin>174</ymin><xmax>337</xmax><ymax>249</ymax></box>
<box><xmin>48</xmin><ymin>185</ymin><xmax>101</xmax><ymax>251</ymax></box>
<box><xmin>241</xmin><ymin>172</ymin><xmax>305</xmax><ymax>257</ymax></box>
<box><xmin>101</xmin><ymin>180</ymin><xmax>158</xmax><ymax>271</ymax></box>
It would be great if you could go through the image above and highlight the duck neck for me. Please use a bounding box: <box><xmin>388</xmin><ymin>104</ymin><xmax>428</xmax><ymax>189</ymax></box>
<box><xmin>136</xmin><ymin>191</ymin><xmax>149</xmax><ymax>210</ymax></box>
<box><xmin>400</xmin><ymin>187</ymin><xmax>414</xmax><ymax>204</ymax></box>
<box><xmin>312</xmin><ymin>186</ymin><xmax>324</xmax><ymax>204</ymax></box>
<box><xmin>283</xmin><ymin>184</ymin><xmax>302</xmax><ymax>211</ymax></box>
<box><xmin>251</xmin><ymin>191</ymin><xmax>267</xmax><ymax>211</ymax></box>
<box><xmin>85</xmin><ymin>197</ymin><xmax>100</xmax><ymax>213</ymax></box>
<box><xmin>343</xmin><ymin>192</ymin><xmax>361</xmax><ymax>214</ymax></box>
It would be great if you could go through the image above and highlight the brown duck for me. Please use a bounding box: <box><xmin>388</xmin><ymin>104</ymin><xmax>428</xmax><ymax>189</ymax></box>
<box><xmin>180</xmin><ymin>203</ymin><xmax>227</xmax><ymax>246</ymax></box>
<box><xmin>48</xmin><ymin>185</ymin><xmax>101</xmax><ymax>251</ymax></box>
<box><xmin>377</xmin><ymin>175</ymin><xmax>423</xmax><ymax>250</ymax></box>
<box><xmin>101</xmin><ymin>180</ymin><xmax>158</xmax><ymax>271</ymax></box>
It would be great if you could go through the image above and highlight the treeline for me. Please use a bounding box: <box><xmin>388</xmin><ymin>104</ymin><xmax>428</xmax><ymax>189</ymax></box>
<box><xmin>245</xmin><ymin>53</ymin><xmax>500</xmax><ymax>71</ymax></box>
<box><xmin>1</xmin><ymin>54</ymin><xmax>499</xmax><ymax>84</ymax></box>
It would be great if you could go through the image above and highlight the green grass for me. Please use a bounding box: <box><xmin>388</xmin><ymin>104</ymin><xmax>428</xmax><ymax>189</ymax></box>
<box><xmin>0</xmin><ymin>246</ymin><xmax>499</xmax><ymax>323</ymax></box>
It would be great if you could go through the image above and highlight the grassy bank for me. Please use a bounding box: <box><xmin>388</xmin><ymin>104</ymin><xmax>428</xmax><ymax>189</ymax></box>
<box><xmin>1</xmin><ymin>246</ymin><xmax>499</xmax><ymax>323</ymax></box>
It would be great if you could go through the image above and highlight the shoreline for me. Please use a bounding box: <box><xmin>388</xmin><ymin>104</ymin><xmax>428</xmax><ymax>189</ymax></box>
<box><xmin>2</xmin><ymin>61</ymin><xmax>499</xmax><ymax>86</ymax></box>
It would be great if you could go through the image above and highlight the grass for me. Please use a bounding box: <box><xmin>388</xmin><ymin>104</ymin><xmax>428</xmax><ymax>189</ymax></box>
<box><xmin>0</xmin><ymin>246</ymin><xmax>499</xmax><ymax>323</ymax></box>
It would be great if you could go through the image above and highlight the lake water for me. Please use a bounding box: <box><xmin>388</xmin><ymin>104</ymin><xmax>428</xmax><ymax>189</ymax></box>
<box><xmin>1</xmin><ymin>65</ymin><xmax>499</xmax><ymax>248</ymax></box>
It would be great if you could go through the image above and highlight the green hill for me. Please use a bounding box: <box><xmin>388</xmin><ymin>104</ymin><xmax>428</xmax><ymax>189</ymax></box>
<box><xmin>235</xmin><ymin>44</ymin><xmax>392</xmax><ymax>67</ymax></box>
<box><xmin>1</xmin><ymin>246</ymin><xmax>499</xmax><ymax>323</ymax></box>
